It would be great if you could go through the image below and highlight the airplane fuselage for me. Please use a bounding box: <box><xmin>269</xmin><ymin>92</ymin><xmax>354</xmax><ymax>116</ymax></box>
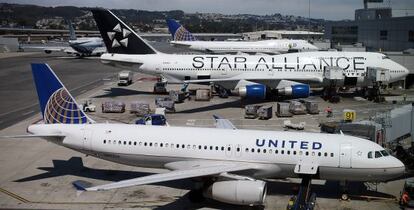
<box><xmin>101</xmin><ymin>51</ymin><xmax>408</xmax><ymax>89</ymax></box>
<box><xmin>170</xmin><ymin>39</ymin><xmax>318</xmax><ymax>54</ymax></box>
<box><xmin>29</xmin><ymin>123</ymin><xmax>405</xmax><ymax>182</ymax></box>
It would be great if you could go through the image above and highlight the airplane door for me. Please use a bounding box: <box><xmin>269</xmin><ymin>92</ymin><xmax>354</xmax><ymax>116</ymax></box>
<box><xmin>225</xmin><ymin>144</ymin><xmax>233</xmax><ymax>157</ymax></box>
<box><xmin>339</xmin><ymin>143</ymin><xmax>352</xmax><ymax>168</ymax></box>
<box><xmin>83</xmin><ymin>130</ymin><xmax>93</xmax><ymax>151</ymax></box>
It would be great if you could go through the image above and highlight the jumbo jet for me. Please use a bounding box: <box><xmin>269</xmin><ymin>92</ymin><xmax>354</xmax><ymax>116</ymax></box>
<box><xmin>166</xmin><ymin>18</ymin><xmax>319</xmax><ymax>54</ymax></box>
<box><xmin>92</xmin><ymin>9</ymin><xmax>409</xmax><ymax>99</ymax></box>
<box><xmin>25</xmin><ymin>21</ymin><xmax>106</xmax><ymax>57</ymax></box>
<box><xmin>8</xmin><ymin>63</ymin><xmax>405</xmax><ymax>206</ymax></box>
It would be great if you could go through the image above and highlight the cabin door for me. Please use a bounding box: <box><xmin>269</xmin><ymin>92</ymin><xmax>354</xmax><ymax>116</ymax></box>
<box><xmin>339</xmin><ymin>143</ymin><xmax>352</xmax><ymax>168</ymax></box>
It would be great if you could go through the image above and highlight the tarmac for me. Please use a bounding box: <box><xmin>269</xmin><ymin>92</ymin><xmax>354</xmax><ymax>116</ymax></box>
<box><xmin>0</xmin><ymin>45</ymin><xmax>411</xmax><ymax>210</ymax></box>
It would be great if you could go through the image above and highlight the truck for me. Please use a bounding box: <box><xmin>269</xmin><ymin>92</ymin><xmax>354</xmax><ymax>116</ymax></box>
<box><xmin>118</xmin><ymin>71</ymin><xmax>133</xmax><ymax>86</ymax></box>
<box><xmin>135</xmin><ymin>114</ymin><xmax>167</xmax><ymax>126</ymax></box>
<box><xmin>79</xmin><ymin>100</ymin><xmax>96</xmax><ymax>112</ymax></box>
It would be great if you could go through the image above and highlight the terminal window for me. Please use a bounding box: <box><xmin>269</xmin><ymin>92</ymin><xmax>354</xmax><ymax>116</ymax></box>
<box><xmin>380</xmin><ymin>30</ymin><xmax>388</xmax><ymax>40</ymax></box>
<box><xmin>409</xmin><ymin>31</ymin><xmax>414</xmax><ymax>42</ymax></box>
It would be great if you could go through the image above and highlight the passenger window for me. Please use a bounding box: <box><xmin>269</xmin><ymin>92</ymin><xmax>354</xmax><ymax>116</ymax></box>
<box><xmin>368</xmin><ymin>151</ymin><xmax>373</xmax><ymax>159</ymax></box>
<box><xmin>287</xmin><ymin>150</ymin><xmax>290</xmax><ymax>155</ymax></box>
<box><xmin>263</xmin><ymin>149</ymin><xmax>266</xmax><ymax>153</ymax></box>
<box><xmin>305</xmin><ymin>151</ymin><xmax>309</xmax><ymax>156</ymax></box>
<box><xmin>119</xmin><ymin>141</ymin><xmax>121</xmax><ymax>145</ymax></box>
<box><xmin>124</xmin><ymin>141</ymin><xmax>127</xmax><ymax>145</ymax></box>
<box><xmin>275</xmin><ymin>150</ymin><xmax>278</xmax><ymax>154</ymax></box>
<box><xmin>324</xmin><ymin>152</ymin><xmax>327</xmax><ymax>157</ymax></box>
<box><xmin>281</xmin><ymin>150</ymin><xmax>284</xmax><ymax>154</ymax></box>
<box><xmin>134</xmin><ymin>142</ymin><xmax>137</xmax><ymax>146</ymax></box>
<box><xmin>330</xmin><ymin>153</ymin><xmax>334</xmax><ymax>157</ymax></box>
<box><xmin>237</xmin><ymin>147</ymin><xmax>240</xmax><ymax>152</ymax></box>
<box><xmin>129</xmin><ymin>141</ymin><xmax>132</xmax><ymax>145</ymax></box>
<box><xmin>293</xmin><ymin>151</ymin><xmax>297</xmax><ymax>155</ymax></box>
<box><xmin>103</xmin><ymin>140</ymin><xmax>106</xmax><ymax>144</ymax></box>
<box><xmin>375</xmin><ymin>151</ymin><xmax>382</xmax><ymax>158</ymax></box>
<box><xmin>245</xmin><ymin>148</ymin><xmax>249</xmax><ymax>152</ymax></box>
<box><xmin>318</xmin><ymin>152</ymin><xmax>321</xmax><ymax>156</ymax></box>
<box><xmin>299</xmin><ymin>151</ymin><xmax>303</xmax><ymax>155</ymax></box>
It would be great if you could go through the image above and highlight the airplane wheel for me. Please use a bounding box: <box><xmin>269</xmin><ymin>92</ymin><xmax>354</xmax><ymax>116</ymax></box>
<box><xmin>341</xmin><ymin>193</ymin><xmax>349</xmax><ymax>201</ymax></box>
<box><xmin>188</xmin><ymin>189</ymin><xmax>205</xmax><ymax>203</ymax></box>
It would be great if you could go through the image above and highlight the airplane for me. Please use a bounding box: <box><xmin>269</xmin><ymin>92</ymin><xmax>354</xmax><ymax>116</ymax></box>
<box><xmin>91</xmin><ymin>9</ymin><xmax>409</xmax><ymax>100</ymax></box>
<box><xmin>166</xmin><ymin>18</ymin><xmax>319</xmax><ymax>54</ymax></box>
<box><xmin>24</xmin><ymin>21</ymin><xmax>106</xmax><ymax>57</ymax></box>
<box><xmin>7</xmin><ymin>63</ymin><xmax>405</xmax><ymax>206</ymax></box>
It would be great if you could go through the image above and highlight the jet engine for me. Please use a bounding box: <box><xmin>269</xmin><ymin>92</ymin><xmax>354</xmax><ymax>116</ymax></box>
<box><xmin>278</xmin><ymin>84</ymin><xmax>310</xmax><ymax>98</ymax></box>
<box><xmin>238</xmin><ymin>84</ymin><xmax>266</xmax><ymax>99</ymax></box>
<box><xmin>204</xmin><ymin>180</ymin><xmax>267</xmax><ymax>205</ymax></box>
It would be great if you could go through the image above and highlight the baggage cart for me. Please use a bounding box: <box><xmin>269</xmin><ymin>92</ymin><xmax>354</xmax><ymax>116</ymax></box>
<box><xmin>258</xmin><ymin>105</ymin><xmax>273</xmax><ymax>120</ymax></box>
<box><xmin>195</xmin><ymin>89</ymin><xmax>211</xmax><ymax>101</ymax></box>
<box><xmin>155</xmin><ymin>97</ymin><xmax>175</xmax><ymax>112</ymax></box>
<box><xmin>244</xmin><ymin>105</ymin><xmax>261</xmax><ymax>119</ymax></box>
<box><xmin>102</xmin><ymin>101</ymin><xmax>125</xmax><ymax>113</ymax></box>
<box><xmin>276</xmin><ymin>102</ymin><xmax>293</xmax><ymax>117</ymax></box>
<box><xmin>130</xmin><ymin>101</ymin><xmax>150</xmax><ymax>116</ymax></box>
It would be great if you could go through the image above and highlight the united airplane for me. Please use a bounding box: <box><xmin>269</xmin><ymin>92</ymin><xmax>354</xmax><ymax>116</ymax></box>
<box><xmin>166</xmin><ymin>18</ymin><xmax>319</xmax><ymax>54</ymax></box>
<box><xmin>92</xmin><ymin>9</ymin><xmax>408</xmax><ymax>99</ymax></box>
<box><xmin>9</xmin><ymin>63</ymin><xmax>405</xmax><ymax>206</ymax></box>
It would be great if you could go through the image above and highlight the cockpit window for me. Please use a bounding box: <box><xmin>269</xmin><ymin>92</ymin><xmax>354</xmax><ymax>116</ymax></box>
<box><xmin>375</xmin><ymin>151</ymin><xmax>382</xmax><ymax>158</ymax></box>
<box><xmin>368</xmin><ymin>151</ymin><xmax>373</xmax><ymax>159</ymax></box>
<box><xmin>380</xmin><ymin>150</ymin><xmax>390</xmax><ymax>157</ymax></box>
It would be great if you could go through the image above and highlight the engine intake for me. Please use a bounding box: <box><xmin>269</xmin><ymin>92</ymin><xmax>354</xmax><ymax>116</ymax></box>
<box><xmin>204</xmin><ymin>180</ymin><xmax>267</xmax><ymax>206</ymax></box>
<box><xmin>278</xmin><ymin>84</ymin><xmax>310</xmax><ymax>98</ymax></box>
<box><xmin>238</xmin><ymin>84</ymin><xmax>266</xmax><ymax>99</ymax></box>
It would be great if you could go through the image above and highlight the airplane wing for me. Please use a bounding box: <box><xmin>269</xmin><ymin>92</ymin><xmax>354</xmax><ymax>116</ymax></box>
<box><xmin>213</xmin><ymin>115</ymin><xmax>237</xmax><ymax>130</ymax></box>
<box><xmin>75</xmin><ymin>161</ymin><xmax>254</xmax><ymax>191</ymax></box>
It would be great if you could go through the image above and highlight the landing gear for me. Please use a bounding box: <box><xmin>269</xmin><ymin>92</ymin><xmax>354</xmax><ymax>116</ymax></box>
<box><xmin>364</xmin><ymin>82</ymin><xmax>385</xmax><ymax>103</ymax></box>
<box><xmin>214</xmin><ymin>84</ymin><xmax>229</xmax><ymax>98</ymax></box>
<box><xmin>322</xmin><ymin>81</ymin><xmax>340</xmax><ymax>103</ymax></box>
<box><xmin>339</xmin><ymin>181</ymin><xmax>350</xmax><ymax>201</ymax></box>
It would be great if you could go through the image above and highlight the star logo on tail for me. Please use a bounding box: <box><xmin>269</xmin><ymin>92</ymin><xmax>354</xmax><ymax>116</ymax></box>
<box><xmin>107</xmin><ymin>23</ymin><xmax>131</xmax><ymax>48</ymax></box>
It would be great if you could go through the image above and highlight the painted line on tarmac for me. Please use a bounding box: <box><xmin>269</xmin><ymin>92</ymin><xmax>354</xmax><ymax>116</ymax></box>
<box><xmin>21</xmin><ymin>110</ymin><xmax>34</xmax><ymax>116</ymax></box>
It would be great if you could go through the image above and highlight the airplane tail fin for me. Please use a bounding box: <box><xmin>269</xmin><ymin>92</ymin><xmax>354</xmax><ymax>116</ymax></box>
<box><xmin>91</xmin><ymin>9</ymin><xmax>158</xmax><ymax>54</ymax></box>
<box><xmin>166</xmin><ymin>19</ymin><xmax>197</xmax><ymax>41</ymax></box>
<box><xmin>31</xmin><ymin>63</ymin><xmax>94</xmax><ymax>124</ymax></box>
<box><xmin>67</xmin><ymin>20</ymin><xmax>76</xmax><ymax>40</ymax></box>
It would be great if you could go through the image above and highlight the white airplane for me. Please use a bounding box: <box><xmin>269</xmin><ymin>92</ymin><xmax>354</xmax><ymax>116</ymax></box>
<box><xmin>92</xmin><ymin>9</ymin><xmax>409</xmax><ymax>100</ymax></box>
<box><xmin>24</xmin><ymin>21</ymin><xmax>106</xmax><ymax>57</ymax></box>
<box><xmin>166</xmin><ymin>18</ymin><xmax>319</xmax><ymax>54</ymax></box>
<box><xmin>9</xmin><ymin>63</ymin><xmax>405</xmax><ymax>206</ymax></box>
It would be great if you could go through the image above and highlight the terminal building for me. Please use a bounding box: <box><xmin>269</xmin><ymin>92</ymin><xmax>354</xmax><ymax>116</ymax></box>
<box><xmin>324</xmin><ymin>3</ymin><xmax>414</xmax><ymax>52</ymax></box>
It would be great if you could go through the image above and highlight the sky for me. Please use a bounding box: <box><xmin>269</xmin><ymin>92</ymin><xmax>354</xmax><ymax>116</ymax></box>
<box><xmin>1</xmin><ymin>0</ymin><xmax>413</xmax><ymax>20</ymax></box>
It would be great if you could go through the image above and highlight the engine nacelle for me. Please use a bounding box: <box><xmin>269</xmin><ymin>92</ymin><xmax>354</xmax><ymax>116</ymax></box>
<box><xmin>279</xmin><ymin>84</ymin><xmax>310</xmax><ymax>98</ymax></box>
<box><xmin>204</xmin><ymin>180</ymin><xmax>267</xmax><ymax>206</ymax></box>
<box><xmin>238</xmin><ymin>84</ymin><xmax>266</xmax><ymax>99</ymax></box>
<box><xmin>44</xmin><ymin>50</ymin><xmax>52</xmax><ymax>54</ymax></box>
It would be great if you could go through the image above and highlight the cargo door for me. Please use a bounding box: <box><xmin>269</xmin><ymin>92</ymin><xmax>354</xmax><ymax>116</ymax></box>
<box><xmin>83</xmin><ymin>129</ymin><xmax>93</xmax><ymax>151</ymax></box>
<box><xmin>339</xmin><ymin>143</ymin><xmax>352</xmax><ymax>168</ymax></box>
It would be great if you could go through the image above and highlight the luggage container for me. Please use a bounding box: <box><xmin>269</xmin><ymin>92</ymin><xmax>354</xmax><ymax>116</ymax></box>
<box><xmin>169</xmin><ymin>90</ymin><xmax>186</xmax><ymax>103</ymax></box>
<box><xmin>155</xmin><ymin>97</ymin><xmax>175</xmax><ymax>112</ymax></box>
<box><xmin>245</xmin><ymin>105</ymin><xmax>262</xmax><ymax>119</ymax></box>
<box><xmin>300</xmin><ymin>100</ymin><xmax>319</xmax><ymax>114</ymax></box>
<box><xmin>195</xmin><ymin>89</ymin><xmax>211</xmax><ymax>101</ymax></box>
<box><xmin>130</xmin><ymin>101</ymin><xmax>150</xmax><ymax>116</ymax></box>
<box><xmin>289</xmin><ymin>101</ymin><xmax>307</xmax><ymax>115</ymax></box>
<box><xmin>276</xmin><ymin>102</ymin><xmax>293</xmax><ymax>117</ymax></box>
<box><xmin>101</xmin><ymin>101</ymin><xmax>125</xmax><ymax>113</ymax></box>
<box><xmin>258</xmin><ymin>105</ymin><xmax>273</xmax><ymax>120</ymax></box>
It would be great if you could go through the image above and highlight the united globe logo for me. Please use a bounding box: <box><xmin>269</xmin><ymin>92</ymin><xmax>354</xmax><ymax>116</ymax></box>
<box><xmin>43</xmin><ymin>88</ymin><xmax>88</xmax><ymax>124</ymax></box>
<box><xmin>175</xmin><ymin>26</ymin><xmax>196</xmax><ymax>41</ymax></box>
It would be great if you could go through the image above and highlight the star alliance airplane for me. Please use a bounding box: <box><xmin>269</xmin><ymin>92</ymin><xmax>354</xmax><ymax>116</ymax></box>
<box><xmin>7</xmin><ymin>63</ymin><xmax>405</xmax><ymax>206</ymax></box>
<box><xmin>166</xmin><ymin>18</ymin><xmax>319</xmax><ymax>54</ymax></box>
<box><xmin>92</xmin><ymin>9</ymin><xmax>409</xmax><ymax>100</ymax></box>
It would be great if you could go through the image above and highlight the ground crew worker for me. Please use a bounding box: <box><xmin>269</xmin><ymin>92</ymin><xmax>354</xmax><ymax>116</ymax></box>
<box><xmin>325</xmin><ymin>106</ymin><xmax>333</xmax><ymax>117</ymax></box>
<box><xmin>401</xmin><ymin>191</ymin><xmax>409</xmax><ymax>205</ymax></box>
